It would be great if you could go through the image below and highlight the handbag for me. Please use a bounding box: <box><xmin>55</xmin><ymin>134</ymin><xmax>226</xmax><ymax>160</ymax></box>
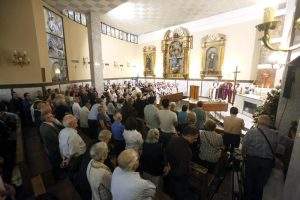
<box><xmin>257</xmin><ymin>127</ymin><xmax>276</xmax><ymax>168</ymax></box>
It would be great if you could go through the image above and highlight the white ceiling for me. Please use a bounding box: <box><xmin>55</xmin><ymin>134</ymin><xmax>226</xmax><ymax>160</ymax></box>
<box><xmin>44</xmin><ymin>0</ymin><xmax>267</xmax><ymax>35</ymax></box>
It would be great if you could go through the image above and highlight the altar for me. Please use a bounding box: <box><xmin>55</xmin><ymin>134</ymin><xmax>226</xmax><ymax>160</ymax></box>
<box><xmin>234</xmin><ymin>93</ymin><xmax>265</xmax><ymax>117</ymax></box>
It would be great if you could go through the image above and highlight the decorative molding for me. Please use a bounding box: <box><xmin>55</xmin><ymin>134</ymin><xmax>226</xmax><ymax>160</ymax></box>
<box><xmin>103</xmin><ymin>77</ymin><xmax>254</xmax><ymax>83</ymax></box>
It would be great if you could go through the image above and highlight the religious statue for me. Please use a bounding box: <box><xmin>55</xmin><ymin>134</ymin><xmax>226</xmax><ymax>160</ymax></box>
<box><xmin>162</xmin><ymin>27</ymin><xmax>192</xmax><ymax>78</ymax></box>
<box><xmin>201</xmin><ymin>33</ymin><xmax>225</xmax><ymax>78</ymax></box>
<box><xmin>143</xmin><ymin>46</ymin><xmax>156</xmax><ymax>76</ymax></box>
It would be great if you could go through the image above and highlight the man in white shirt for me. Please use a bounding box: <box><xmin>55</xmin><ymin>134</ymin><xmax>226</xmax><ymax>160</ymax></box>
<box><xmin>59</xmin><ymin>114</ymin><xmax>86</xmax><ymax>161</ymax></box>
<box><xmin>80</xmin><ymin>102</ymin><xmax>91</xmax><ymax>129</ymax></box>
<box><xmin>72</xmin><ymin>97</ymin><xmax>81</xmax><ymax>120</ymax></box>
<box><xmin>157</xmin><ymin>99</ymin><xmax>177</xmax><ymax>147</ymax></box>
<box><xmin>158</xmin><ymin>99</ymin><xmax>177</xmax><ymax>133</ymax></box>
<box><xmin>111</xmin><ymin>149</ymin><xmax>156</xmax><ymax>200</ymax></box>
<box><xmin>144</xmin><ymin>96</ymin><xmax>159</xmax><ymax>129</ymax></box>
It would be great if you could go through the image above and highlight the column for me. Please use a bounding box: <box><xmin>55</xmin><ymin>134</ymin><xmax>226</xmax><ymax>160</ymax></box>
<box><xmin>87</xmin><ymin>12</ymin><xmax>104</xmax><ymax>93</ymax></box>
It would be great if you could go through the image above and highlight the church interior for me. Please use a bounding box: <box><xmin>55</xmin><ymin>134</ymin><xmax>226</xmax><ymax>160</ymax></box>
<box><xmin>0</xmin><ymin>0</ymin><xmax>300</xmax><ymax>199</ymax></box>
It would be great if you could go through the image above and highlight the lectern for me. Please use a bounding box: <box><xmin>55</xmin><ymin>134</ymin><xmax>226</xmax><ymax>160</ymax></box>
<box><xmin>190</xmin><ymin>85</ymin><xmax>199</xmax><ymax>99</ymax></box>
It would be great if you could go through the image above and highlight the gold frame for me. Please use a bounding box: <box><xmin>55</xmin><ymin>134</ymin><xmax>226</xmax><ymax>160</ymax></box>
<box><xmin>143</xmin><ymin>46</ymin><xmax>156</xmax><ymax>76</ymax></box>
<box><xmin>201</xmin><ymin>33</ymin><xmax>225</xmax><ymax>79</ymax></box>
<box><xmin>162</xmin><ymin>27</ymin><xmax>192</xmax><ymax>79</ymax></box>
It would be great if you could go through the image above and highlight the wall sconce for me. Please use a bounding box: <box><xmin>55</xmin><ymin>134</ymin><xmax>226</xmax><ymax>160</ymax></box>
<box><xmin>11</xmin><ymin>50</ymin><xmax>30</xmax><ymax>67</ymax></box>
<box><xmin>104</xmin><ymin>63</ymin><xmax>109</xmax><ymax>67</ymax></box>
<box><xmin>83</xmin><ymin>57</ymin><xmax>90</xmax><ymax>65</ymax></box>
<box><xmin>256</xmin><ymin>7</ymin><xmax>300</xmax><ymax>52</ymax></box>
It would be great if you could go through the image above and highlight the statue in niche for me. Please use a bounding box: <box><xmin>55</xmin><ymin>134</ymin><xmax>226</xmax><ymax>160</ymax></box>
<box><xmin>143</xmin><ymin>46</ymin><xmax>156</xmax><ymax>76</ymax></box>
<box><xmin>162</xmin><ymin>27</ymin><xmax>192</xmax><ymax>79</ymax></box>
<box><xmin>201</xmin><ymin>33</ymin><xmax>225</xmax><ymax>79</ymax></box>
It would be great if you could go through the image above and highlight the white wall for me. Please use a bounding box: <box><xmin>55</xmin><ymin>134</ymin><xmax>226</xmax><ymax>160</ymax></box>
<box><xmin>100</xmin><ymin>6</ymin><xmax>264</xmax><ymax>81</ymax></box>
<box><xmin>138</xmin><ymin>6</ymin><xmax>263</xmax><ymax>81</ymax></box>
<box><xmin>101</xmin><ymin>34</ymin><xmax>141</xmax><ymax>78</ymax></box>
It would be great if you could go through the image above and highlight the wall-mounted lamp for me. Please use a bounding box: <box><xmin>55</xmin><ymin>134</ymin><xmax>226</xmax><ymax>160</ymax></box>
<box><xmin>11</xmin><ymin>50</ymin><xmax>30</xmax><ymax>67</ymax></box>
<box><xmin>256</xmin><ymin>7</ymin><xmax>300</xmax><ymax>52</ymax></box>
<box><xmin>104</xmin><ymin>63</ymin><xmax>109</xmax><ymax>67</ymax></box>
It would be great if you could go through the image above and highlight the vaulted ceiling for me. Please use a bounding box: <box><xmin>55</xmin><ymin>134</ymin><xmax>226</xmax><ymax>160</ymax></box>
<box><xmin>44</xmin><ymin>0</ymin><xmax>261</xmax><ymax>34</ymax></box>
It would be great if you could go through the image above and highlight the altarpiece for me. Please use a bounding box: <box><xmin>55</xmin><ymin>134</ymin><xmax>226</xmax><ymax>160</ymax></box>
<box><xmin>201</xmin><ymin>33</ymin><xmax>226</xmax><ymax>79</ymax></box>
<box><xmin>162</xmin><ymin>27</ymin><xmax>192</xmax><ymax>79</ymax></box>
<box><xmin>143</xmin><ymin>46</ymin><xmax>156</xmax><ymax>76</ymax></box>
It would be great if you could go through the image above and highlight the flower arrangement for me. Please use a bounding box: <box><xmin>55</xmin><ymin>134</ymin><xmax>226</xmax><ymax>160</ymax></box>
<box><xmin>253</xmin><ymin>88</ymin><xmax>280</xmax><ymax>124</ymax></box>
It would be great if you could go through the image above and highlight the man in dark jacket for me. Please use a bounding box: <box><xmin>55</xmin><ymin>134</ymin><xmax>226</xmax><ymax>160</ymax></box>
<box><xmin>165</xmin><ymin>126</ymin><xmax>199</xmax><ymax>200</ymax></box>
<box><xmin>39</xmin><ymin>112</ymin><xmax>63</xmax><ymax>179</ymax></box>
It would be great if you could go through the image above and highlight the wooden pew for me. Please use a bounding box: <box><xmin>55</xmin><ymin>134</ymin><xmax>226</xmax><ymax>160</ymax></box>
<box><xmin>190</xmin><ymin>163</ymin><xmax>215</xmax><ymax>200</ymax></box>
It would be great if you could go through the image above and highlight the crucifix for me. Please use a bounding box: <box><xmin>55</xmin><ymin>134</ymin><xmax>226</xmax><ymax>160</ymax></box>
<box><xmin>232</xmin><ymin>66</ymin><xmax>240</xmax><ymax>104</ymax></box>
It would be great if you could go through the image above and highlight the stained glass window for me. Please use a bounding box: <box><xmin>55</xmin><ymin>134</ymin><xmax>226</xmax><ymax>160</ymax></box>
<box><xmin>100</xmin><ymin>22</ymin><xmax>138</xmax><ymax>44</ymax></box>
<box><xmin>68</xmin><ymin>10</ymin><xmax>74</xmax><ymax>20</ymax></box>
<box><xmin>101</xmin><ymin>23</ymin><xmax>106</xmax><ymax>34</ymax></box>
<box><xmin>81</xmin><ymin>14</ymin><xmax>86</xmax><ymax>26</ymax></box>
<box><xmin>62</xmin><ymin>9</ymin><xmax>68</xmax><ymax>17</ymax></box>
<box><xmin>44</xmin><ymin>8</ymin><xmax>68</xmax><ymax>82</ymax></box>
<box><xmin>44</xmin><ymin>9</ymin><xmax>64</xmax><ymax>37</ymax></box>
<box><xmin>47</xmin><ymin>34</ymin><xmax>65</xmax><ymax>59</ymax></box>
<box><xmin>74</xmin><ymin>12</ymin><xmax>81</xmax><ymax>23</ymax></box>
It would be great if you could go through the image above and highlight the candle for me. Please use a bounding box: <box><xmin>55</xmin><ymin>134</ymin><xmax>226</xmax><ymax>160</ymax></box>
<box><xmin>263</xmin><ymin>7</ymin><xmax>275</xmax><ymax>23</ymax></box>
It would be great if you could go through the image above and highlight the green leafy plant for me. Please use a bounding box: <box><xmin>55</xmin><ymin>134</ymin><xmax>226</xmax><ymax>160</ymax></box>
<box><xmin>253</xmin><ymin>88</ymin><xmax>280</xmax><ymax>124</ymax></box>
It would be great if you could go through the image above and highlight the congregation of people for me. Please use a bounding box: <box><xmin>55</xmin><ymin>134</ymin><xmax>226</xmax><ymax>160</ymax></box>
<box><xmin>0</xmin><ymin>81</ymin><xmax>297</xmax><ymax>200</ymax></box>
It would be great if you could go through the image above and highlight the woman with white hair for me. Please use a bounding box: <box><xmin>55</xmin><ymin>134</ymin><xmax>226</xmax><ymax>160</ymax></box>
<box><xmin>111</xmin><ymin>149</ymin><xmax>156</xmax><ymax>200</ymax></box>
<box><xmin>86</xmin><ymin>142</ymin><xmax>112</xmax><ymax>200</ymax></box>
<box><xmin>123</xmin><ymin>117</ymin><xmax>143</xmax><ymax>152</ymax></box>
<box><xmin>140</xmin><ymin>129</ymin><xmax>165</xmax><ymax>188</ymax></box>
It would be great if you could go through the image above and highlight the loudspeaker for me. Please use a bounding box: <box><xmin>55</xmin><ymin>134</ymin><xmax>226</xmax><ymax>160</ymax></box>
<box><xmin>41</xmin><ymin>68</ymin><xmax>46</xmax><ymax>82</ymax></box>
<box><xmin>283</xmin><ymin>66</ymin><xmax>296</xmax><ymax>98</ymax></box>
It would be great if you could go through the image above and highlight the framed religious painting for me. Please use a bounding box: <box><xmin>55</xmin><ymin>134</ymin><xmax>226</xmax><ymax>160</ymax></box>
<box><xmin>254</xmin><ymin>69</ymin><xmax>276</xmax><ymax>88</ymax></box>
<box><xmin>143</xmin><ymin>46</ymin><xmax>156</xmax><ymax>76</ymax></box>
<box><xmin>201</xmin><ymin>33</ymin><xmax>225</xmax><ymax>79</ymax></box>
<box><xmin>162</xmin><ymin>27</ymin><xmax>193</xmax><ymax>79</ymax></box>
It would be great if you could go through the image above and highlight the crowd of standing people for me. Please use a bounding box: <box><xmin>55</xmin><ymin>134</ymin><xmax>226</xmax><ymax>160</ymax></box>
<box><xmin>0</xmin><ymin>81</ymin><xmax>297</xmax><ymax>200</ymax></box>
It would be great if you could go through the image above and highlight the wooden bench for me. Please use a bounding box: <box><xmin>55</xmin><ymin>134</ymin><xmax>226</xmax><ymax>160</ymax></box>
<box><xmin>190</xmin><ymin>162</ymin><xmax>215</xmax><ymax>200</ymax></box>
